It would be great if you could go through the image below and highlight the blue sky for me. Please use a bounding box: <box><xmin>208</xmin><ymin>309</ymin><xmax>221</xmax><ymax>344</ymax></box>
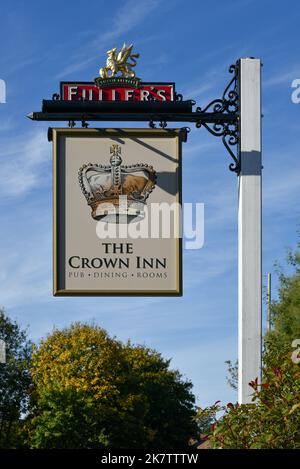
<box><xmin>0</xmin><ymin>0</ymin><xmax>300</xmax><ymax>407</ymax></box>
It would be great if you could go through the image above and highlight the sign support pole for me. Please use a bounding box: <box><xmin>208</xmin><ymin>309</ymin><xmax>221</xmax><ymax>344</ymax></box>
<box><xmin>238</xmin><ymin>58</ymin><xmax>262</xmax><ymax>404</ymax></box>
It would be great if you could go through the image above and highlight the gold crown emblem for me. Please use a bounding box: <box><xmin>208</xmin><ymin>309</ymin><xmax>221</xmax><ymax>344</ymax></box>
<box><xmin>78</xmin><ymin>145</ymin><xmax>156</xmax><ymax>222</ymax></box>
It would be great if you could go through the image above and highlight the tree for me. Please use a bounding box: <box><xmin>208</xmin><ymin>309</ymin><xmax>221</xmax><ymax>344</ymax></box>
<box><xmin>207</xmin><ymin>240</ymin><xmax>300</xmax><ymax>448</ymax></box>
<box><xmin>27</xmin><ymin>323</ymin><xmax>197</xmax><ymax>449</ymax></box>
<box><xmin>0</xmin><ymin>308</ymin><xmax>32</xmax><ymax>448</ymax></box>
<box><xmin>265</xmin><ymin>243</ymin><xmax>300</xmax><ymax>365</ymax></box>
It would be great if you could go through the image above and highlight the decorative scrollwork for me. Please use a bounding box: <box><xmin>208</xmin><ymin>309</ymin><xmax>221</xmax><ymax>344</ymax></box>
<box><xmin>196</xmin><ymin>120</ymin><xmax>239</xmax><ymax>172</ymax></box>
<box><xmin>195</xmin><ymin>62</ymin><xmax>240</xmax><ymax>173</ymax></box>
<box><xmin>175</xmin><ymin>92</ymin><xmax>183</xmax><ymax>102</ymax></box>
<box><xmin>179</xmin><ymin>126</ymin><xmax>191</xmax><ymax>143</ymax></box>
<box><xmin>81</xmin><ymin>119</ymin><xmax>89</xmax><ymax>128</ymax></box>
<box><xmin>159</xmin><ymin>120</ymin><xmax>167</xmax><ymax>128</ymax></box>
<box><xmin>196</xmin><ymin>64</ymin><xmax>238</xmax><ymax>115</ymax></box>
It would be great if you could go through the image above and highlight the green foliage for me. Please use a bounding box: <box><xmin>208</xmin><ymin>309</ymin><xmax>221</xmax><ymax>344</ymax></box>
<box><xmin>266</xmin><ymin>243</ymin><xmax>300</xmax><ymax>361</ymax></box>
<box><xmin>27</xmin><ymin>323</ymin><xmax>197</xmax><ymax>449</ymax></box>
<box><xmin>206</xmin><ymin>240</ymin><xmax>300</xmax><ymax>449</ymax></box>
<box><xmin>0</xmin><ymin>308</ymin><xmax>32</xmax><ymax>448</ymax></box>
<box><xmin>211</xmin><ymin>353</ymin><xmax>300</xmax><ymax>448</ymax></box>
<box><xmin>195</xmin><ymin>401</ymin><xmax>220</xmax><ymax>435</ymax></box>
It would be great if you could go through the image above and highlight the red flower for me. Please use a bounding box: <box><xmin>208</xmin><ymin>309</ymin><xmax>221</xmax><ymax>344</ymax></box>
<box><xmin>249</xmin><ymin>377</ymin><xmax>258</xmax><ymax>390</ymax></box>
<box><xmin>273</xmin><ymin>367</ymin><xmax>283</xmax><ymax>379</ymax></box>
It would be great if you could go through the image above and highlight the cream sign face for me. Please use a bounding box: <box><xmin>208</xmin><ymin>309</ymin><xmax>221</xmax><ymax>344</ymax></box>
<box><xmin>53</xmin><ymin>128</ymin><xmax>182</xmax><ymax>296</ymax></box>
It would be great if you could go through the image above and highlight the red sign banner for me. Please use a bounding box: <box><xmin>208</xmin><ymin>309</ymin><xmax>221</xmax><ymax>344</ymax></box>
<box><xmin>60</xmin><ymin>82</ymin><xmax>175</xmax><ymax>102</ymax></box>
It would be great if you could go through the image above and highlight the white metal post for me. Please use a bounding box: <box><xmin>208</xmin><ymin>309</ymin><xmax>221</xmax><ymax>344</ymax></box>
<box><xmin>238</xmin><ymin>58</ymin><xmax>262</xmax><ymax>404</ymax></box>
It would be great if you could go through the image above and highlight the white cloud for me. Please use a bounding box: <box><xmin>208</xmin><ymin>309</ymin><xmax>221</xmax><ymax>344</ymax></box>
<box><xmin>0</xmin><ymin>118</ymin><xmax>15</xmax><ymax>133</ymax></box>
<box><xmin>0</xmin><ymin>208</ymin><xmax>52</xmax><ymax>309</ymax></box>
<box><xmin>184</xmin><ymin>241</ymin><xmax>236</xmax><ymax>289</ymax></box>
<box><xmin>0</xmin><ymin>130</ymin><xmax>50</xmax><ymax>198</ymax></box>
<box><xmin>264</xmin><ymin>66</ymin><xmax>300</xmax><ymax>87</ymax></box>
<box><xmin>264</xmin><ymin>168</ymin><xmax>300</xmax><ymax>213</ymax></box>
<box><xmin>56</xmin><ymin>0</ymin><xmax>162</xmax><ymax>78</ymax></box>
<box><xmin>184</xmin><ymin>82</ymin><xmax>216</xmax><ymax>101</ymax></box>
<box><xmin>183</xmin><ymin>140</ymin><xmax>218</xmax><ymax>156</ymax></box>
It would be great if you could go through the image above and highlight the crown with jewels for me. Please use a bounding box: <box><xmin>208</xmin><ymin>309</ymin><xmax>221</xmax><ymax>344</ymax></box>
<box><xmin>78</xmin><ymin>144</ymin><xmax>156</xmax><ymax>222</ymax></box>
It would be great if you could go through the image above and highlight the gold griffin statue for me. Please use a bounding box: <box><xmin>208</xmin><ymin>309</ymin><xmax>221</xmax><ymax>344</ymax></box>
<box><xmin>99</xmin><ymin>44</ymin><xmax>140</xmax><ymax>79</ymax></box>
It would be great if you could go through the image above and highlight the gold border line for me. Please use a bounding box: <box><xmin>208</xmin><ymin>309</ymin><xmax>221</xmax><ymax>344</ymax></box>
<box><xmin>52</xmin><ymin>128</ymin><xmax>183</xmax><ymax>297</ymax></box>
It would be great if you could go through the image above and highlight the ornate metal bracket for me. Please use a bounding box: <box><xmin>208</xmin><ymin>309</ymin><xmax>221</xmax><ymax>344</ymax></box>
<box><xmin>195</xmin><ymin>63</ymin><xmax>239</xmax><ymax>173</ymax></box>
<box><xmin>31</xmin><ymin>62</ymin><xmax>241</xmax><ymax>173</ymax></box>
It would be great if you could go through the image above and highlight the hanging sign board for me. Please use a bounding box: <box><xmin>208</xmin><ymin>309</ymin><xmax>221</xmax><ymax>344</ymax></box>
<box><xmin>53</xmin><ymin>128</ymin><xmax>182</xmax><ymax>296</ymax></box>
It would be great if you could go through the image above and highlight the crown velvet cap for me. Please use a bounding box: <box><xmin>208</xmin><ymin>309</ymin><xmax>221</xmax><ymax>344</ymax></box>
<box><xmin>78</xmin><ymin>145</ymin><xmax>156</xmax><ymax>223</ymax></box>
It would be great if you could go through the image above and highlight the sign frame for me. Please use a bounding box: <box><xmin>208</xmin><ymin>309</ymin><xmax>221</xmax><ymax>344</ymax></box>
<box><xmin>53</xmin><ymin>128</ymin><xmax>183</xmax><ymax>297</ymax></box>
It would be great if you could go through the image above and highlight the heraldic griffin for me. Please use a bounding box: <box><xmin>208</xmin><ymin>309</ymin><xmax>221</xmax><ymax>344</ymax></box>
<box><xmin>99</xmin><ymin>43</ymin><xmax>140</xmax><ymax>79</ymax></box>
